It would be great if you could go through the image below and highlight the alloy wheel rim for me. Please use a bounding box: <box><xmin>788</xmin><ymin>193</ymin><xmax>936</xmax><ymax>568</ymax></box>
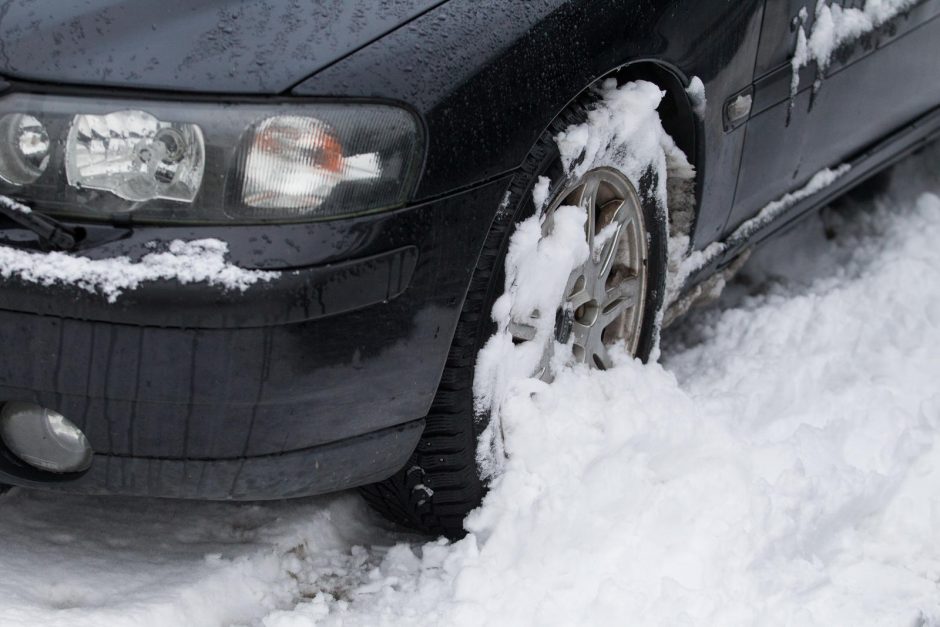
<box><xmin>509</xmin><ymin>167</ymin><xmax>648</xmax><ymax>378</ymax></box>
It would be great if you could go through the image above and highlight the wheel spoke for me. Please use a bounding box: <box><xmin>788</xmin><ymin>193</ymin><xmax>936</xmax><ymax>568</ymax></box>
<box><xmin>609</xmin><ymin>273</ymin><xmax>640</xmax><ymax>301</ymax></box>
<box><xmin>567</xmin><ymin>288</ymin><xmax>592</xmax><ymax>310</ymax></box>
<box><xmin>534</xmin><ymin>341</ymin><xmax>554</xmax><ymax>382</ymax></box>
<box><xmin>570</xmin><ymin>177</ymin><xmax>601</xmax><ymax>213</ymax></box>
<box><xmin>606</xmin><ymin>275</ymin><xmax>640</xmax><ymax>306</ymax></box>
<box><xmin>599</xmin><ymin>276</ymin><xmax>639</xmax><ymax>324</ymax></box>
<box><xmin>569</xmin><ymin>320</ymin><xmax>592</xmax><ymax>347</ymax></box>
<box><xmin>597</xmin><ymin>223</ymin><xmax>624</xmax><ymax>278</ymax></box>
<box><xmin>564</xmin><ymin>271</ymin><xmax>585</xmax><ymax>298</ymax></box>
<box><xmin>602</xmin><ymin>199</ymin><xmax>630</xmax><ymax>228</ymax></box>
<box><xmin>572</xmin><ymin>178</ymin><xmax>600</xmax><ymax>249</ymax></box>
<box><xmin>596</xmin><ymin>200</ymin><xmax>633</xmax><ymax>276</ymax></box>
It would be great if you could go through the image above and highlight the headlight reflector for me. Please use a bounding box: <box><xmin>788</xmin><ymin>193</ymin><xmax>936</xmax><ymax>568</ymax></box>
<box><xmin>66</xmin><ymin>110</ymin><xmax>205</xmax><ymax>202</ymax></box>
<box><xmin>0</xmin><ymin>113</ymin><xmax>50</xmax><ymax>185</ymax></box>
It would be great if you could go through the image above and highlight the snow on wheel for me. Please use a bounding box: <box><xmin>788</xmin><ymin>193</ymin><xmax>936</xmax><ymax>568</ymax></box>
<box><xmin>362</xmin><ymin>79</ymin><xmax>684</xmax><ymax>537</ymax></box>
<box><xmin>507</xmin><ymin>166</ymin><xmax>650</xmax><ymax>376</ymax></box>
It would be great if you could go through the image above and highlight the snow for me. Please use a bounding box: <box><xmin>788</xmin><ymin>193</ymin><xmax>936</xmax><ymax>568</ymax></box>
<box><xmin>495</xmin><ymin>190</ymin><xmax>513</xmax><ymax>218</ymax></box>
<box><xmin>531</xmin><ymin>176</ymin><xmax>551</xmax><ymax>211</ymax></box>
<box><xmin>6</xmin><ymin>144</ymin><xmax>940</xmax><ymax>625</ymax></box>
<box><xmin>729</xmin><ymin>164</ymin><xmax>851</xmax><ymax>242</ymax></box>
<box><xmin>472</xmin><ymin>202</ymin><xmax>589</xmax><ymax>476</ymax></box>
<box><xmin>685</xmin><ymin>76</ymin><xmax>706</xmax><ymax>118</ymax></box>
<box><xmin>791</xmin><ymin>0</ymin><xmax>917</xmax><ymax>96</ymax></box>
<box><xmin>792</xmin><ymin>6</ymin><xmax>811</xmax><ymax>100</ymax></box>
<box><xmin>668</xmin><ymin>163</ymin><xmax>852</xmax><ymax>298</ymax></box>
<box><xmin>0</xmin><ymin>195</ymin><xmax>32</xmax><ymax>215</ymax></box>
<box><xmin>0</xmin><ymin>238</ymin><xmax>277</xmax><ymax>302</ymax></box>
<box><xmin>555</xmin><ymin>79</ymin><xmax>672</xmax><ymax>191</ymax></box>
<box><xmin>0</xmin><ymin>134</ymin><xmax>938</xmax><ymax>627</ymax></box>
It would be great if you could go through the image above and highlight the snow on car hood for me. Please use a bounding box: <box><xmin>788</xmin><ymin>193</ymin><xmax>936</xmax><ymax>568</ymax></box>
<box><xmin>0</xmin><ymin>0</ymin><xmax>445</xmax><ymax>94</ymax></box>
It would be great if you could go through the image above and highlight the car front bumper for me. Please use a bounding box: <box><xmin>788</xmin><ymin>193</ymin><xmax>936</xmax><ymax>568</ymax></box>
<box><xmin>0</xmin><ymin>176</ymin><xmax>510</xmax><ymax>499</ymax></box>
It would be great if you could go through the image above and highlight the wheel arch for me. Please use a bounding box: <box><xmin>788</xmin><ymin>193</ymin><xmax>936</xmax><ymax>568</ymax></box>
<box><xmin>613</xmin><ymin>60</ymin><xmax>704</xmax><ymax>244</ymax></box>
<box><xmin>608</xmin><ymin>60</ymin><xmax>702</xmax><ymax>176</ymax></box>
<box><xmin>548</xmin><ymin>58</ymin><xmax>705</xmax><ymax>243</ymax></box>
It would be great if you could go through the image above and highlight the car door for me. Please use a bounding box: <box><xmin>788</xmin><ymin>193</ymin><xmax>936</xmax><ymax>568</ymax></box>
<box><xmin>724</xmin><ymin>0</ymin><xmax>940</xmax><ymax>235</ymax></box>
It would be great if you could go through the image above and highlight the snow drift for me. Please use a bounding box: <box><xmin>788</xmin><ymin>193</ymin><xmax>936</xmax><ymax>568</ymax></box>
<box><xmin>291</xmin><ymin>150</ymin><xmax>940</xmax><ymax>626</ymax></box>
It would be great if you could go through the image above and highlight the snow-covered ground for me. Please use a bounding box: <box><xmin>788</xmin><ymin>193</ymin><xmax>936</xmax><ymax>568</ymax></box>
<box><xmin>2</xmin><ymin>144</ymin><xmax>940</xmax><ymax>626</ymax></box>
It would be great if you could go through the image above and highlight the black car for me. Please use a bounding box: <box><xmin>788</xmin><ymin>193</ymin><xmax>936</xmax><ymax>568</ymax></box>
<box><xmin>0</xmin><ymin>0</ymin><xmax>935</xmax><ymax>538</ymax></box>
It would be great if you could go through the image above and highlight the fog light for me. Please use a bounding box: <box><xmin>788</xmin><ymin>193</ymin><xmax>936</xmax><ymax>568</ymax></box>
<box><xmin>0</xmin><ymin>402</ymin><xmax>93</xmax><ymax>473</ymax></box>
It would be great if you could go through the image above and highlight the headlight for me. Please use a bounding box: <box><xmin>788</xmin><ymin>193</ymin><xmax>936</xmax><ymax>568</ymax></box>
<box><xmin>0</xmin><ymin>93</ymin><xmax>423</xmax><ymax>224</ymax></box>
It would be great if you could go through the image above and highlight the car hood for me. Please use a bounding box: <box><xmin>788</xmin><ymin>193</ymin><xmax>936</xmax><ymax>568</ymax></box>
<box><xmin>0</xmin><ymin>0</ymin><xmax>445</xmax><ymax>94</ymax></box>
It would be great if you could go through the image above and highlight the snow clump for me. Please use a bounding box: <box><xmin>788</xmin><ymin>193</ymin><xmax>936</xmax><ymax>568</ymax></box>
<box><xmin>0</xmin><ymin>238</ymin><xmax>278</xmax><ymax>302</ymax></box>
<box><xmin>686</xmin><ymin>75</ymin><xmax>707</xmax><ymax>118</ymax></box>
<box><xmin>791</xmin><ymin>0</ymin><xmax>919</xmax><ymax>96</ymax></box>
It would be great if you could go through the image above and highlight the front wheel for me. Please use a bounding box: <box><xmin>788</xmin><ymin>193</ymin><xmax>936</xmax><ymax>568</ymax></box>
<box><xmin>507</xmin><ymin>166</ymin><xmax>656</xmax><ymax>377</ymax></box>
<box><xmin>362</xmin><ymin>84</ymin><xmax>669</xmax><ymax>538</ymax></box>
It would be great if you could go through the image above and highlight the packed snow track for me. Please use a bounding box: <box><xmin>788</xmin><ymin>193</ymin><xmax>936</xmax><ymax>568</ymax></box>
<box><xmin>1</xmin><ymin>146</ymin><xmax>940</xmax><ymax>626</ymax></box>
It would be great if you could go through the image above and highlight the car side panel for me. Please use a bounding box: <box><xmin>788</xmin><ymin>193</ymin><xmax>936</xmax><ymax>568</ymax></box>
<box><xmin>293</xmin><ymin>0</ymin><xmax>766</xmax><ymax>250</ymax></box>
<box><xmin>726</xmin><ymin>2</ymin><xmax>940</xmax><ymax>234</ymax></box>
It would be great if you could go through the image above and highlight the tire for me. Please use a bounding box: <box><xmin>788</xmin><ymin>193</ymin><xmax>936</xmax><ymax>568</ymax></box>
<box><xmin>361</xmin><ymin>94</ymin><xmax>668</xmax><ymax>539</ymax></box>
